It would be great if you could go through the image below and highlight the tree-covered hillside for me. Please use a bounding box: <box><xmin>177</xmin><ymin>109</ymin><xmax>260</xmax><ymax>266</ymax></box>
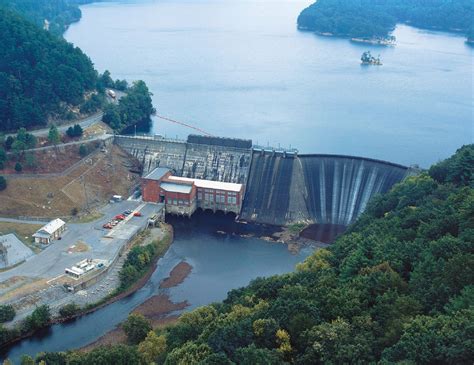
<box><xmin>24</xmin><ymin>145</ymin><xmax>473</xmax><ymax>364</ymax></box>
<box><xmin>298</xmin><ymin>0</ymin><xmax>474</xmax><ymax>41</ymax></box>
<box><xmin>0</xmin><ymin>7</ymin><xmax>97</xmax><ymax>132</ymax></box>
<box><xmin>0</xmin><ymin>0</ymin><xmax>92</xmax><ymax>35</ymax></box>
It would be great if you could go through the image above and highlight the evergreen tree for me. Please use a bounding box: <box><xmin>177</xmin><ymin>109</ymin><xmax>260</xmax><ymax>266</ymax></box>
<box><xmin>48</xmin><ymin>125</ymin><xmax>60</xmax><ymax>145</ymax></box>
<box><xmin>79</xmin><ymin>144</ymin><xmax>88</xmax><ymax>157</ymax></box>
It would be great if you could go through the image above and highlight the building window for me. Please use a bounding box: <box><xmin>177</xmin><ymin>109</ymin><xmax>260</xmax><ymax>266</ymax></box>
<box><xmin>227</xmin><ymin>196</ymin><xmax>236</xmax><ymax>204</ymax></box>
<box><xmin>173</xmin><ymin>199</ymin><xmax>177</xmax><ymax>205</ymax></box>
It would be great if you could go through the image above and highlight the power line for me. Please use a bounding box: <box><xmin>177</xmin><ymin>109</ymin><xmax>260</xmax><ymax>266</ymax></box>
<box><xmin>155</xmin><ymin>114</ymin><xmax>212</xmax><ymax>136</ymax></box>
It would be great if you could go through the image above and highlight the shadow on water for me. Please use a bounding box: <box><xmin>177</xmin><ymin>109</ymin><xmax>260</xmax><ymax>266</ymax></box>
<box><xmin>171</xmin><ymin>210</ymin><xmax>346</xmax><ymax>244</ymax></box>
<box><xmin>300</xmin><ymin>224</ymin><xmax>347</xmax><ymax>244</ymax></box>
<box><xmin>166</xmin><ymin>209</ymin><xmax>284</xmax><ymax>239</ymax></box>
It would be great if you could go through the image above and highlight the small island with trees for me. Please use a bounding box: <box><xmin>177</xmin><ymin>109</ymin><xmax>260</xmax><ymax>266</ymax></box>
<box><xmin>361</xmin><ymin>51</ymin><xmax>382</xmax><ymax>65</ymax></box>
<box><xmin>297</xmin><ymin>0</ymin><xmax>474</xmax><ymax>44</ymax></box>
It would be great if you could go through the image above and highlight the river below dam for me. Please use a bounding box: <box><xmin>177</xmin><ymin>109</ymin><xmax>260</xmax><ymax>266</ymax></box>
<box><xmin>1</xmin><ymin>212</ymin><xmax>317</xmax><ymax>362</ymax></box>
<box><xmin>65</xmin><ymin>0</ymin><xmax>473</xmax><ymax>168</ymax></box>
<box><xmin>2</xmin><ymin>0</ymin><xmax>472</xmax><ymax>361</ymax></box>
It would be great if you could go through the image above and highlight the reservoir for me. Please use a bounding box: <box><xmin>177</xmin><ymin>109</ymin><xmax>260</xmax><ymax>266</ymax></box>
<box><xmin>1</xmin><ymin>212</ymin><xmax>314</xmax><ymax>362</ymax></box>
<box><xmin>65</xmin><ymin>0</ymin><xmax>473</xmax><ymax>168</ymax></box>
<box><xmin>2</xmin><ymin>0</ymin><xmax>472</xmax><ymax>361</ymax></box>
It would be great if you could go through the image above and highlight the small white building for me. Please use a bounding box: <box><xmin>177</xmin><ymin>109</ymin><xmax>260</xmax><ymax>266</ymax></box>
<box><xmin>33</xmin><ymin>218</ymin><xmax>66</xmax><ymax>244</ymax></box>
<box><xmin>65</xmin><ymin>258</ymin><xmax>106</xmax><ymax>279</ymax></box>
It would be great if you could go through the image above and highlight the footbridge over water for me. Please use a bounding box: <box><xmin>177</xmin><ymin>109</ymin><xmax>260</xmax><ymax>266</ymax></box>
<box><xmin>115</xmin><ymin>135</ymin><xmax>411</xmax><ymax>226</ymax></box>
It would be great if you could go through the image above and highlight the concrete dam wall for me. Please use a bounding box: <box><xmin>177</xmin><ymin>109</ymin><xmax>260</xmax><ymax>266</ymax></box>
<box><xmin>115</xmin><ymin>135</ymin><xmax>187</xmax><ymax>174</ymax></box>
<box><xmin>240</xmin><ymin>153</ymin><xmax>409</xmax><ymax>226</ymax></box>
<box><xmin>116</xmin><ymin>135</ymin><xmax>410</xmax><ymax>226</ymax></box>
<box><xmin>115</xmin><ymin>135</ymin><xmax>252</xmax><ymax>184</ymax></box>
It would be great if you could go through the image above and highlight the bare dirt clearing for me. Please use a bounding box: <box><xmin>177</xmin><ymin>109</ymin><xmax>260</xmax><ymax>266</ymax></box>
<box><xmin>0</xmin><ymin>145</ymin><xmax>140</xmax><ymax>218</ymax></box>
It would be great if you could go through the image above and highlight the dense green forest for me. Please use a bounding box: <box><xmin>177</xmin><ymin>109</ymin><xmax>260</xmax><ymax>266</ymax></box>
<box><xmin>103</xmin><ymin>81</ymin><xmax>156</xmax><ymax>133</ymax></box>
<box><xmin>0</xmin><ymin>0</ymin><xmax>94</xmax><ymax>35</ymax></box>
<box><xmin>16</xmin><ymin>144</ymin><xmax>473</xmax><ymax>364</ymax></box>
<box><xmin>298</xmin><ymin>0</ymin><xmax>474</xmax><ymax>41</ymax></box>
<box><xmin>0</xmin><ymin>7</ymin><xmax>97</xmax><ymax>132</ymax></box>
<box><xmin>0</xmin><ymin>4</ymin><xmax>155</xmax><ymax>134</ymax></box>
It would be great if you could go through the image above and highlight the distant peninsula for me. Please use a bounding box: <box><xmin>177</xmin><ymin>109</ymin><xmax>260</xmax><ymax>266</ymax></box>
<box><xmin>0</xmin><ymin>0</ymin><xmax>97</xmax><ymax>35</ymax></box>
<box><xmin>297</xmin><ymin>0</ymin><xmax>474</xmax><ymax>43</ymax></box>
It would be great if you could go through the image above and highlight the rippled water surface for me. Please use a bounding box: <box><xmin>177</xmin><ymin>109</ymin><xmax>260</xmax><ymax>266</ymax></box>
<box><xmin>65</xmin><ymin>0</ymin><xmax>473</xmax><ymax>167</ymax></box>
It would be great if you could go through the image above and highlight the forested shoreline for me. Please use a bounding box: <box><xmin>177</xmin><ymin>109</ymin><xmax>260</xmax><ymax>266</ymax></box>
<box><xmin>298</xmin><ymin>0</ymin><xmax>474</xmax><ymax>42</ymax></box>
<box><xmin>0</xmin><ymin>2</ymin><xmax>155</xmax><ymax>135</ymax></box>
<box><xmin>0</xmin><ymin>0</ymin><xmax>95</xmax><ymax>35</ymax></box>
<box><xmin>0</xmin><ymin>8</ymin><xmax>97</xmax><ymax>132</ymax></box>
<box><xmin>11</xmin><ymin>145</ymin><xmax>472</xmax><ymax>364</ymax></box>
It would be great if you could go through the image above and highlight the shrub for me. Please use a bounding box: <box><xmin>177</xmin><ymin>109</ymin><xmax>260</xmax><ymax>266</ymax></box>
<box><xmin>67</xmin><ymin>124</ymin><xmax>84</xmax><ymax>138</ymax></box>
<box><xmin>122</xmin><ymin>314</ymin><xmax>151</xmax><ymax>345</ymax></box>
<box><xmin>0</xmin><ymin>176</ymin><xmax>6</xmax><ymax>191</ymax></box>
<box><xmin>4</xmin><ymin>136</ymin><xmax>14</xmax><ymax>150</ymax></box>
<box><xmin>79</xmin><ymin>144</ymin><xmax>88</xmax><ymax>157</ymax></box>
<box><xmin>0</xmin><ymin>305</ymin><xmax>15</xmax><ymax>323</ymax></box>
<box><xmin>59</xmin><ymin>303</ymin><xmax>80</xmax><ymax>318</ymax></box>
<box><xmin>23</xmin><ymin>305</ymin><xmax>51</xmax><ymax>332</ymax></box>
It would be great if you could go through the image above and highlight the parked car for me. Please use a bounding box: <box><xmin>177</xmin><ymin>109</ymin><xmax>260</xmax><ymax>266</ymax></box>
<box><xmin>133</xmin><ymin>212</ymin><xmax>142</xmax><ymax>217</ymax></box>
<box><xmin>124</xmin><ymin>210</ymin><xmax>132</xmax><ymax>215</ymax></box>
<box><xmin>103</xmin><ymin>223</ymin><xmax>112</xmax><ymax>229</ymax></box>
<box><xmin>115</xmin><ymin>214</ymin><xmax>125</xmax><ymax>220</ymax></box>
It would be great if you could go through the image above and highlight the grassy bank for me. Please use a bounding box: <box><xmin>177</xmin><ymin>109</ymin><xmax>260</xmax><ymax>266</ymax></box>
<box><xmin>0</xmin><ymin>222</ymin><xmax>42</xmax><ymax>249</ymax></box>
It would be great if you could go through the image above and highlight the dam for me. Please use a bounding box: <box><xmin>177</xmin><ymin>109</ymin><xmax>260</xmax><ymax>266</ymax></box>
<box><xmin>115</xmin><ymin>134</ymin><xmax>252</xmax><ymax>184</ymax></box>
<box><xmin>115</xmin><ymin>135</ymin><xmax>411</xmax><ymax>226</ymax></box>
<box><xmin>241</xmin><ymin>152</ymin><xmax>409</xmax><ymax>226</ymax></box>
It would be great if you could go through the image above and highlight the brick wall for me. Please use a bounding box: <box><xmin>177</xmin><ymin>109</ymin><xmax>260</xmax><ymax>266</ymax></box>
<box><xmin>142</xmin><ymin>179</ymin><xmax>161</xmax><ymax>202</ymax></box>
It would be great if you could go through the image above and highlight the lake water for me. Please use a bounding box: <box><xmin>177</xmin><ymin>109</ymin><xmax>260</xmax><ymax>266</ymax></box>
<box><xmin>65</xmin><ymin>0</ymin><xmax>473</xmax><ymax>168</ymax></box>
<box><xmin>1</xmin><ymin>212</ymin><xmax>313</xmax><ymax>362</ymax></box>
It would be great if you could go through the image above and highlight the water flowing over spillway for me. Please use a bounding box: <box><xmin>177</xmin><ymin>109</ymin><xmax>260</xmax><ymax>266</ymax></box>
<box><xmin>241</xmin><ymin>153</ymin><xmax>409</xmax><ymax>226</ymax></box>
<box><xmin>299</xmin><ymin>155</ymin><xmax>409</xmax><ymax>225</ymax></box>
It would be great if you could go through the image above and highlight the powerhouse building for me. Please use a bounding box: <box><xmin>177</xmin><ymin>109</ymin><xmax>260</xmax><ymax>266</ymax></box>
<box><xmin>142</xmin><ymin>167</ymin><xmax>244</xmax><ymax>217</ymax></box>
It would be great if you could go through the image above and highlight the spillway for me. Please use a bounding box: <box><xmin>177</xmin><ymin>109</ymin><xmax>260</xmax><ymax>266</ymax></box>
<box><xmin>240</xmin><ymin>153</ymin><xmax>296</xmax><ymax>225</ymax></box>
<box><xmin>241</xmin><ymin>152</ymin><xmax>409</xmax><ymax>226</ymax></box>
<box><xmin>299</xmin><ymin>155</ymin><xmax>408</xmax><ymax>225</ymax></box>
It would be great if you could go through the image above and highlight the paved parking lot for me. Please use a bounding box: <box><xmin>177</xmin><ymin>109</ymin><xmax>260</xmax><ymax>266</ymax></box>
<box><xmin>0</xmin><ymin>234</ymin><xmax>34</xmax><ymax>269</ymax></box>
<box><xmin>0</xmin><ymin>201</ymin><xmax>161</xmax><ymax>282</ymax></box>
